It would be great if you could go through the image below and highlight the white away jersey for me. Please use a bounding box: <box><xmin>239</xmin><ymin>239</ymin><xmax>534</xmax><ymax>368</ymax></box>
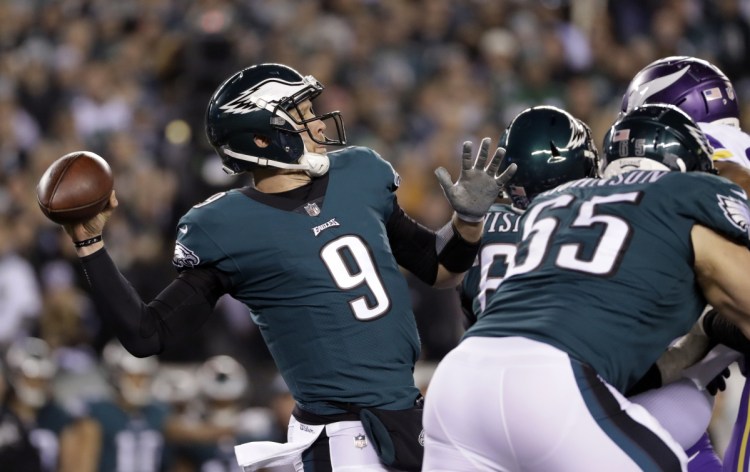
<box><xmin>700</xmin><ymin>122</ymin><xmax>750</xmax><ymax>168</ymax></box>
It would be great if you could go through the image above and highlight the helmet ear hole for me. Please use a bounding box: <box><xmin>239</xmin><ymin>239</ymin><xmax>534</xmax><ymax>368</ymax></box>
<box><xmin>254</xmin><ymin>135</ymin><xmax>271</xmax><ymax>148</ymax></box>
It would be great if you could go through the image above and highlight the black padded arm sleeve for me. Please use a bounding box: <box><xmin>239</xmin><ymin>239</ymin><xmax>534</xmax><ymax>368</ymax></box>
<box><xmin>386</xmin><ymin>199</ymin><xmax>440</xmax><ymax>285</ymax></box>
<box><xmin>79</xmin><ymin>249</ymin><xmax>231</xmax><ymax>357</ymax></box>
<box><xmin>702</xmin><ymin>309</ymin><xmax>750</xmax><ymax>353</ymax></box>
<box><xmin>386</xmin><ymin>199</ymin><xmax>481</xmax><ymax>285</ymax></box>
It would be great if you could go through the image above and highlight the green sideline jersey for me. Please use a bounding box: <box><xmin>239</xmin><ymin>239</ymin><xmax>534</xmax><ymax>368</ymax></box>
<box><xmin>174</xmin><ymin>146</ymin><xmax>420</xmax><ymax>414</ymax></box>
<box><xmin>468</xmin><ymin>170</ymin><xmax>750</xmax><ymax>393</ymax></box>
<box><xmin>32</xmin><ymin>402</ymin><xmax>77</xmax><ymax>472</ymax></box>
<box><xmin>85</xmin><ymin>400</ymin><xmax>169</xmax><ymax>472</ymax></box>
<box><xmin>461</xmin><ymin>203</ymin><xmax>522</xmax><ymax>318</ymax></box>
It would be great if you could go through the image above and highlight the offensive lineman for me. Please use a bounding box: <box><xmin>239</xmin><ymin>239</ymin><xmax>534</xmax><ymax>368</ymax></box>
<box><xmin>422</xmin><ymin>104</ymin><xmax>750</xmax><ymax>471</ymax></box>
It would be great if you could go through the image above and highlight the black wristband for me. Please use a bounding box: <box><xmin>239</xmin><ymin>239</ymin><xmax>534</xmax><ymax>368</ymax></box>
<box><xmin>436</xmin><ymin>223</ymin><xmax>481</xmax><ymax>273</ymax></box>
<box><xmin>74</xmin><ymin>235</ymin><xmax>103</xmax><ymax>248</ymax></box>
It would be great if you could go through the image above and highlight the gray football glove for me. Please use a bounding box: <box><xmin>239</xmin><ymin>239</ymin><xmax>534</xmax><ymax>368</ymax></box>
<box><xmin>435</xmin><ymin>138</ymin><xmax>517</xmax><ymax>223</ymax></box>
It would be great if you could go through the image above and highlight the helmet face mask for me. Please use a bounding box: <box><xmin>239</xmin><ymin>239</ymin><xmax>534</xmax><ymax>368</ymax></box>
<box><xmin>602</xmin><ymin>104</ymin><xmax>715</xmax><ymax>177</ymax></box>
<box><xmin>499</xmin><ymin>106</ymin><xmax>600</xmax><ymax>209</ymax></box>
<box><xmin>621</xmin><ymin>56</ymin><xmax>739</xmax><ymax>127</ymax></box>
<box><xmin>206</xmin><ymin>64</ymin><xmax>347</xmax><ymax>176</ymax></box>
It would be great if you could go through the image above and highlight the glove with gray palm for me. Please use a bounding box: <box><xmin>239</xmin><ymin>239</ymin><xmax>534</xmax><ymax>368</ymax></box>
<box><xmin>435</xmin><ymin>138</ymin><xmax>517</xmax><ymax>223</ymax></box>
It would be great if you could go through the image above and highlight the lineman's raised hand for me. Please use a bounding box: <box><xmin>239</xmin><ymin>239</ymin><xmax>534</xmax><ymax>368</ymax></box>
<box><xmin>435</xmin><ymin>138</ymin><xmax>517</xmax><ymax>223</ymax></box>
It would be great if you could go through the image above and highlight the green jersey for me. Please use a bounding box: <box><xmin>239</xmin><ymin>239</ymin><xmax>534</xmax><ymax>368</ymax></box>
<box><xmin>468</xmin><ymin>170</ymin><xmax>750</xmax><ymax>393</ymax></box>
<box><xmin>85</xmin><ymin>399</ymin><xmax>169</xmax><ymax>472</ymax></box>
<box><xmin>461</xmin><ymin>203</ymin><xmax>522</xmax><ymax>318</ymax></box>
<box><xmin>31</xmin><ymin>402</ymin><xmax>77</xmax><ymax>472</ymax></box>
<box><xmin>175</xmin><ymin>146</ymin><xmax>420</xmax><ymax>414</ymax></box>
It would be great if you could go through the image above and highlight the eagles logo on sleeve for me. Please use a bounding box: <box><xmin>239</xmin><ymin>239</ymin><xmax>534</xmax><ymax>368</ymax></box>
<box><xmin>173</xmin><ymin>242</ymin><xmax>200</xmax><ymax>269</ymax></box>
<box><xmin>718</xmin><ymin>191</ymin><xmax>750</xmax><ymax>236</ymax></box>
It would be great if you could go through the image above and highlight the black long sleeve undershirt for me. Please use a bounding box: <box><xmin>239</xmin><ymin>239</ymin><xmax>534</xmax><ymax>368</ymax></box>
<box><xmin>79</xmin><ymin>249</ymin><xmax>231</xmax><ymax>357</ymax></box>
<box><xmin>386</xmin><ymin>200</ymin><xmax>441</xmax><ymax>285</ymax></box>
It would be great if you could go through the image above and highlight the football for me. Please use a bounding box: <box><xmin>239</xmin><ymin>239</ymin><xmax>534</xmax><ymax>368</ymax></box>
<box><xmin>37</xmin><ymin>151</ymin><xmax>114</xmax><ymax>225</ymax></box>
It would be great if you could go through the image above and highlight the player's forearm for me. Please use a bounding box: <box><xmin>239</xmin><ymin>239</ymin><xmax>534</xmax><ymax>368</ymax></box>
<box><xmin>433</xmin><ymin>266</ymin><xmax>465</xmax><ymax>289</ymax></box>
<box><xmin>79</xmin><ymin>249</ymin><xmax>164</xmax><ymax>356</ymax></box>
<box><xmin>654</xmin><ymin>322</ymin><xmax>711</xmax><ymax>384</ymax></box>
<box><xmin>81</xmin><ymin>250</ymin><xmax>228</xmax><ymax>358</ymax></box>
<box><xmin>433</xmin><ymin>219</ymin><xmax>481</xmax><ymax>287</ymax></box>
<box><xmin>693</xmin><ymin>225</ymin><xmax>750</xmax><ymax>338</ymax></box>
<box><xmin>431</xmin><ymin>214</ymin><xmax>484</xmax><ymax>288</ymax></box>
<box><xmin>451</xmin><ymin>213</ymin><xmax>484</xmax><ymax>243</ymax></box>
<box><xmin>386</xmin><ymin>201</ymin><xmax>480</xmax><ymax>287</ymax></box>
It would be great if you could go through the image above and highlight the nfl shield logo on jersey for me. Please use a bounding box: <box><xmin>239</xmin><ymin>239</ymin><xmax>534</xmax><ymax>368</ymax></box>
<box><xmin>304</xmin><ymin>202</ymin><xmax>321</xmax><ymax>216</ymax></box>
<box><xmin>354</xmin><ymin>433</ymin><xmax>367</xmax><ymax>449</ymax></box>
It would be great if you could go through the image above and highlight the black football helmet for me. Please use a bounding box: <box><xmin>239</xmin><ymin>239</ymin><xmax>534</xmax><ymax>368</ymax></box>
<box><xmin>205</xmin><ymin>63</ymin><xmax>346</xmax><ymax>176</ymax></box>
<box><xmin>602</xmin><ymin>104</ymin><xmax>714</xmax><ymax>177</ymax></box>
<box><xmin>498</xmin><ymin>106</ymin><xmax>600</xmax><ymax>209</ymax></box>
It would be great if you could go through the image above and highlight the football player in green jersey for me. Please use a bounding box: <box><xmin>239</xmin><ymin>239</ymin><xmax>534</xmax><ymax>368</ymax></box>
<box><xmin>459</xmin><ymin>105</ymin><xmax>599</xmax><ymax>325</ymax></box>
<box><xmin>85</xmin><ymin>340</ymin><xmax>169</xmax><ymax>472</ymax></box>
<box><xmin>4</xmin><ymin>337</ymin><xmax>99</xmax><ymax>472</ymax></box>
<box><xmin>423</xmin><ymin>103</ymin><xmax>750</xmax><ymax>471</ymax></box>
<box><xmin>622</xmin><ymin>56</ymin><xmax>750</xmax><ymax>472</ymax></box>
<box><xmin>57</xmin><ymin>63</ymin><xmax>515</xmax><ymax>471</ymax></box>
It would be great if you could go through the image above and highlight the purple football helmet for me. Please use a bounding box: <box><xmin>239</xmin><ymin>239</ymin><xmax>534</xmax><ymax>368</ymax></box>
<box><xmin>621</xmin><ymin>56</ymin><xmax>740</xmax><ymax>127</ymax></box>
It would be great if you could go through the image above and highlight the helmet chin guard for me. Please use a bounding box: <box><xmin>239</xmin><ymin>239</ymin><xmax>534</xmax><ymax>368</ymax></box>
<box><xmin>299</xmin><ymin>151</ymin><xmax>330</xmax><ymax>177</ymax></box>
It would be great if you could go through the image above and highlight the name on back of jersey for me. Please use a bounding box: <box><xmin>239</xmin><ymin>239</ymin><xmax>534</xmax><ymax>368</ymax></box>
<box><xmin>539</xmin><ymin>170</ymin><xmax>668</xmax><ymax>198</ymax></box>
<box><xmin>485</xmin><ymin>211</ymin><xmax>521</xmax><ymax>233</ymax></box>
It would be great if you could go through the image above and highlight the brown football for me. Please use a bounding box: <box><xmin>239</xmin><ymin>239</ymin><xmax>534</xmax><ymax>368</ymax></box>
<box><xmin>37</xmin><ymin>151</ymin><xmax>114</xmax><ymax>225</ymax></box>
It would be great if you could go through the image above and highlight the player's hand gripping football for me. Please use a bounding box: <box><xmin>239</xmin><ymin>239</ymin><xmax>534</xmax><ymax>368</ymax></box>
<box><xmin>62</xmin><ymin>191</ymin><xmax>118</xmax><ymax>247</ymax></box>
<box><xmin>435</xmin><ymin>138</ymin><xmax>517</xmax><ymax>223</ymax></box>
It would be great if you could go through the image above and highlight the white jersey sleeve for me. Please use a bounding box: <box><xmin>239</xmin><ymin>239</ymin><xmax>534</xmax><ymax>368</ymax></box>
<box><xmin>699</xmin><ymin>122</ymin><xmax>750</xmax><ymax>168</ymax></box>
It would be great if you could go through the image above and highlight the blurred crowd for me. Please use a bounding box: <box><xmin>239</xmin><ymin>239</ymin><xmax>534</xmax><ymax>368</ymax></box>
<box><xmin>1</xmin><ymin>0</ymin><xmax>750</xmax><ymax>468</ymax></box>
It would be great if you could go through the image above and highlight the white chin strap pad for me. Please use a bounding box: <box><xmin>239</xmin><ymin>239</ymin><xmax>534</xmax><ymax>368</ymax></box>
<box><xmin>603</xmin><ymin>158</ymin><xmax>674</xmax><ymax>178</ymax></box>
<box><xmin>299</xmin><ymin>152</ymin><xmax>330</xmax><ymax>177</ymax></box>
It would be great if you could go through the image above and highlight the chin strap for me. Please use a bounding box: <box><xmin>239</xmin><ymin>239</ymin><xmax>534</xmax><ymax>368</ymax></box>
<box><xmin>222</xmin><ymin>147</ymin><xmax>329</xmax><ymax>177</ymax></box>
<box><xmin>602</xmin><ymin>157</ymin><xmax>676</xmax><ymax>178</ymax></box>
